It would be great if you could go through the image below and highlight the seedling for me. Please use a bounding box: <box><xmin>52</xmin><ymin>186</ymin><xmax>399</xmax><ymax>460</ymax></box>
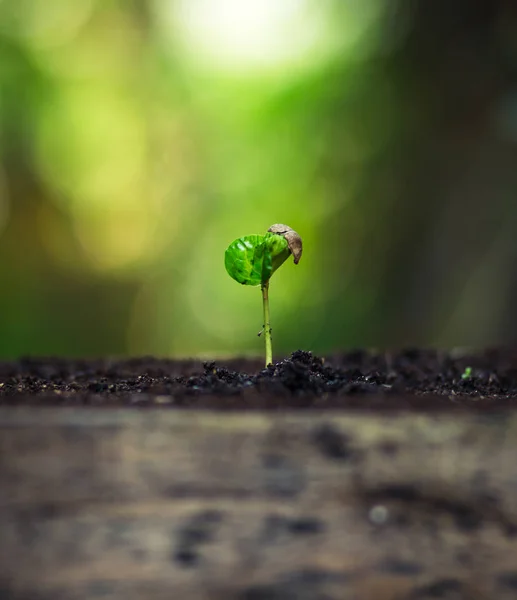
<box><xmin>461</xmin><ymin>366</ymin><xmax>472</xmax><ymax>380</ymax></box>
<box><xmin>225</xmin><ymin>224</ymin><xmax>302</xmax><ymax>366</ymax></box>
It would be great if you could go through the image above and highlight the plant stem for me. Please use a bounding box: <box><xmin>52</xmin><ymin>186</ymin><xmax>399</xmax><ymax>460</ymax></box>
<box><xmin>261</xmin><ymin>280</ymin><xmax>272</xmax><ymax>366</ymax></box>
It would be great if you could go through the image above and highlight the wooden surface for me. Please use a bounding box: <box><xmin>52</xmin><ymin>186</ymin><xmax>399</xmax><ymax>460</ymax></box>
<box><xmin>1</xmin><ymin>407</ymin><xmax>517</xmax><ymax>599</ymax></box>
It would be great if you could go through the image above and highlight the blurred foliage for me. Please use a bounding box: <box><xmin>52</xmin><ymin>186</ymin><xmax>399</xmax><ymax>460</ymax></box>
<box><xmin>0</xmin><ymin>0</ymin><xmax>516</xmax><ymax>359</ymax></box>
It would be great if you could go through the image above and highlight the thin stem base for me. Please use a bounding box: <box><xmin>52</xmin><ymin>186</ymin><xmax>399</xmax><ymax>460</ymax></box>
<box><xmin>261</xmin><ymin>281</ymin><xmax>272</xmax><ymax>366</ymax></box>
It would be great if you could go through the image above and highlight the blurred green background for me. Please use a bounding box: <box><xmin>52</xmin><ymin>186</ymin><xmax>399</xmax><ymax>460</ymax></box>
<box><xmin>0</xmin><ymin>0</ymin><xmax>516</xmax><ymax>359</ymax></box>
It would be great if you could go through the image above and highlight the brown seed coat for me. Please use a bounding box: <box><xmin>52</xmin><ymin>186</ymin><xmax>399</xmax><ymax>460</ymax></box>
<box><xmin>267</xmin><ymin>223</ymin><xmax>303</xmax><ymax>264</ymax></box>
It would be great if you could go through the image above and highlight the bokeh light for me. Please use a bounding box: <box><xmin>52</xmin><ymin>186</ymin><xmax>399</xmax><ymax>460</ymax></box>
<box><xmin>0</xmin><ymin>0</ymin><xmax>516</xmax><ymax>359</ymax></box>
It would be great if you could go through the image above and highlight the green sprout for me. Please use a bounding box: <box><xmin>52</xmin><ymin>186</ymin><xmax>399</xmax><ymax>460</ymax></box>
<box><xmin>225</xmin><ymin>224</ymin><xmax>302</xmax><ymax>366</ymax></box>
<box><xmin>461</xmin><ymin>366</ymin><xmax>472</xmax><ymax>380</ymax></box>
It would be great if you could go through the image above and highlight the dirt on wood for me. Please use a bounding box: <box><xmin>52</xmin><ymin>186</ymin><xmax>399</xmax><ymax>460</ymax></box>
<box><xmin>1</xmin><ymin>348</ymin><xmax>517</xmax><ymax>409</ymax></box>
<box><xmin>3</xmin><ymin>350</ymin><xmax>517</xmax><ymax>599</ymax></box>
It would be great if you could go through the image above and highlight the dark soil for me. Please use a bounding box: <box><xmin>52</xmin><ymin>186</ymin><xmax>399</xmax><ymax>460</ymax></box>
<box><xmin>2</xmin><ymin>348</ymin><xmax>517</xmax><ymax>410</ymax></box>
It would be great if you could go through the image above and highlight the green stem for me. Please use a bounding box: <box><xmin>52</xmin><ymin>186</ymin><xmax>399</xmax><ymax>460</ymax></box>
<box><xmin>261</xmin><ymin>280</ymin><xmax>272</xmax><ymax>367</ymax></box>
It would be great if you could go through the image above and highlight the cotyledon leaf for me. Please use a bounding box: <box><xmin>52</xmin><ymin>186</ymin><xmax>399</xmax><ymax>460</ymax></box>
<box><xmin>264</xmin><ymin>232</ymin><xmax>291</xmax><ymax>277</ymax></box>
<box><xmin>225</xmin><ymin>235</ymin><xmax>272</xmax><ymax>285</ymax></box>
<box><xmin>225</xmin><ymin>233</ymin><xmax>290</xmax><ymax>285</ymax></box>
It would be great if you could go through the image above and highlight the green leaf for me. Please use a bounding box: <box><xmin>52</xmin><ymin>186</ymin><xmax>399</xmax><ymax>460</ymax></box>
<box><xmin>264</xmin><ymin>232</ymin><xmax>290</xmax><ymax>277</ymax></box>
<box><xmin>225</xmin><ymin>232</ymin><xmax>290</xmax><ymax>286</ymax></box>
<box><xmin>224</xmin><ymin>234</ymin><xmax>272</xmax><ymax>285</ymax></box>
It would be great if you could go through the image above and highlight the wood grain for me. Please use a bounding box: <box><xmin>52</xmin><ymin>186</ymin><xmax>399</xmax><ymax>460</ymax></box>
<box><xmin>1</xmin><ymin>407</ymin><xmax>517</xmax><ymax>599</ymax></box>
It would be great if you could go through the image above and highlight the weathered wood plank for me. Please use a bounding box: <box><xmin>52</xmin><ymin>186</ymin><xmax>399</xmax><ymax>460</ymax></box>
<box><xmin>1</xmin><ymin>408</ymin><xmax>517</xmax><ymax>599</ymax></box>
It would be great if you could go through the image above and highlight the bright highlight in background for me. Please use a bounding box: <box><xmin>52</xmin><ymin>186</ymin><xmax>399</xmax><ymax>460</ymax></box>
<box><xmin>170</xmin><ymin>0</ymin><xmax>327</xmax><ymax>73</ymax></box>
